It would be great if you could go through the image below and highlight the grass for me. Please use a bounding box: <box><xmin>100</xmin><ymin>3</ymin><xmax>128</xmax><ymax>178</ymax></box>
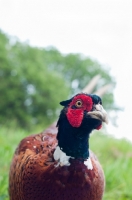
<box><xmin>0</xmin><ymin>126</ymin><xmax>132</xmax><ymax>200</ymax></box>
<box><xmin>90</xmin><ymin>130</ymin><xmax>132</xmax><ymax>200</ymax></box>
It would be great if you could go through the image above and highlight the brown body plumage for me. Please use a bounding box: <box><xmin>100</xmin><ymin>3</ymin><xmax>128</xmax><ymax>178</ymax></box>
<box><xmin>9</xmin><ymin>125</ymin><xmax>105</xmax><ymax>200</ymax></box>
<box><xmin>9</xmin><ymin>93</ymin><xmax>107</xmax><ymax>200</ymax></box>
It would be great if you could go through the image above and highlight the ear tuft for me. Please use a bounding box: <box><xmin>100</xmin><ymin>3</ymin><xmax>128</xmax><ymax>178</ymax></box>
<box><xmin>60</xmin><ymin>98</ymin><xmax>73</xmax><ymax>106</ymax></box>
<box><xmin>89</xmin><ymin>94</ymin><xmax>102</xmax><ymax>105</ymax></box>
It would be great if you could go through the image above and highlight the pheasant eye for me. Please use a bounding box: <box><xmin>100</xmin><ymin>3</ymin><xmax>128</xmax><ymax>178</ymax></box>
<box><xmin>75</xmin><ymin>100</ymin><xmax>83</xmax><ymax>108</ymax></box>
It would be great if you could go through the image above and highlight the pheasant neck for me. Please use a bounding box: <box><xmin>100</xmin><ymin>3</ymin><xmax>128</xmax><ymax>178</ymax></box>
<box><xmin>57</xmin><ymin>119</ymin><xmax>90</xmax><ymax>160</ymax></box>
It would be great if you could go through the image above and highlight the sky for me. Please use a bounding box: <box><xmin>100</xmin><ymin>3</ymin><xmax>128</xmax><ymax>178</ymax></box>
<box><xmin>0</xmin><ymin>0</ymin><xmax>132</xmax><ymax>140</ymax></box>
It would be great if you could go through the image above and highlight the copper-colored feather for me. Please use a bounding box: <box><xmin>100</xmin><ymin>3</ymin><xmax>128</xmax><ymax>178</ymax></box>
<box><xmin>9</xmin><ymin>124</ymin><xmax>105</xmax><ymax>200</ymax></box>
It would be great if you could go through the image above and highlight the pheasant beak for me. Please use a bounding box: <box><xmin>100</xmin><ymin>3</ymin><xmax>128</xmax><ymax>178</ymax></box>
<box><xmin>87</xmin><ymin>104</ymin><xmax>108</xmax><ymax>124</ymax></box>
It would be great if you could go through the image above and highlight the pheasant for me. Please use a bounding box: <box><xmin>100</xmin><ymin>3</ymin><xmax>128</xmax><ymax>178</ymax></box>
<box><xmin>9</xmin><ymin>93</ymin><xmax>108</xmax><ymax>200</ymax></box>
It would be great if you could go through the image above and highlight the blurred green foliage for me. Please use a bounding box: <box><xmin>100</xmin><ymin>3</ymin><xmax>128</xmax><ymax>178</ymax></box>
<box><xmin>90</xmin><ymin>132</ymin><xmax>132</xmax><ymax>200</ymax></box>
<box><xmin>0</xmin><ymin>31</ymin><xmax>69</xmax><ymax>129</ymax></box>
<box><xmin>0</xmin><ymin>30</ymin><xmax>117</xmax><ymax>129</ymax></box>
<box><xmin>0</xmin><ymin>127</ymin><xmax>132</xmax><ymax>200</ymax></box>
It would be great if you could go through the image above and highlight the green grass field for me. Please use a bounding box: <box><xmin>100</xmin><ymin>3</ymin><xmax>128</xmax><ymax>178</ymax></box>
<box><xmin>0</xmin><ymin>127</ymin><xmax>132</xmax><ymax>200</ymax></box>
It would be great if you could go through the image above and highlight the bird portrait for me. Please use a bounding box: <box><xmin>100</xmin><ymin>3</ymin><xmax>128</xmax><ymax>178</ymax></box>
<box><xmin>9</xmin><ymin>93</ymin><xmax>108</xmax><ymax>200</ymax></box>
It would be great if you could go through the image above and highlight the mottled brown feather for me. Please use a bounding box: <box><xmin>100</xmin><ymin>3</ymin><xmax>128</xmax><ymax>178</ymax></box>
<box><xmin>9</xmin><ymin>124</ymin><xmax>105</xmax><ymax>200</ymax></box>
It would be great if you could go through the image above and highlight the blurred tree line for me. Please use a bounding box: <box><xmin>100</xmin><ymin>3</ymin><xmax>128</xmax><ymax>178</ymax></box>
<box><xmin>0</xmin><ymin>30</ymin><xmax>117</xmax><ymax>129</ymax></box>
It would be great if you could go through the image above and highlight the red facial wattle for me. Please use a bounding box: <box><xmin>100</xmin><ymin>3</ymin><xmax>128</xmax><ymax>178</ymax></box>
<box><xmin>66</xmin><ymin>94</ymin><xmax>103</xmax><ymax>130</ymax></box>
<box><xmin>96</xmin><ymin>123</ymin><xmax>102</xmax><ymax>130</ymax></box>
<box><xmin>69</xmin><ymin>94</ymin><xmax>93</xmax><ymax>111</ymax></box>
<box><xmin>66</xmin><ymin>109</ymin><xmax>83</xmax><ymax>127</ymax></box>
<box><xmin>66</xmin><ymin>94</ymin><xmax>93</xmax><ymax>128</ymax></box>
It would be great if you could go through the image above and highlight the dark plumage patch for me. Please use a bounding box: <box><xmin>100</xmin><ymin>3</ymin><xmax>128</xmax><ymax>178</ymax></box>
<box><xmin>89</xmin><ymin>94</ymin><xmax>102</xmax><ymax>105</ymax></box>
<box><xmin>57</xmin><ymin>108</ymin><xmax>101</xmax><ymax>159</ymax></box>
